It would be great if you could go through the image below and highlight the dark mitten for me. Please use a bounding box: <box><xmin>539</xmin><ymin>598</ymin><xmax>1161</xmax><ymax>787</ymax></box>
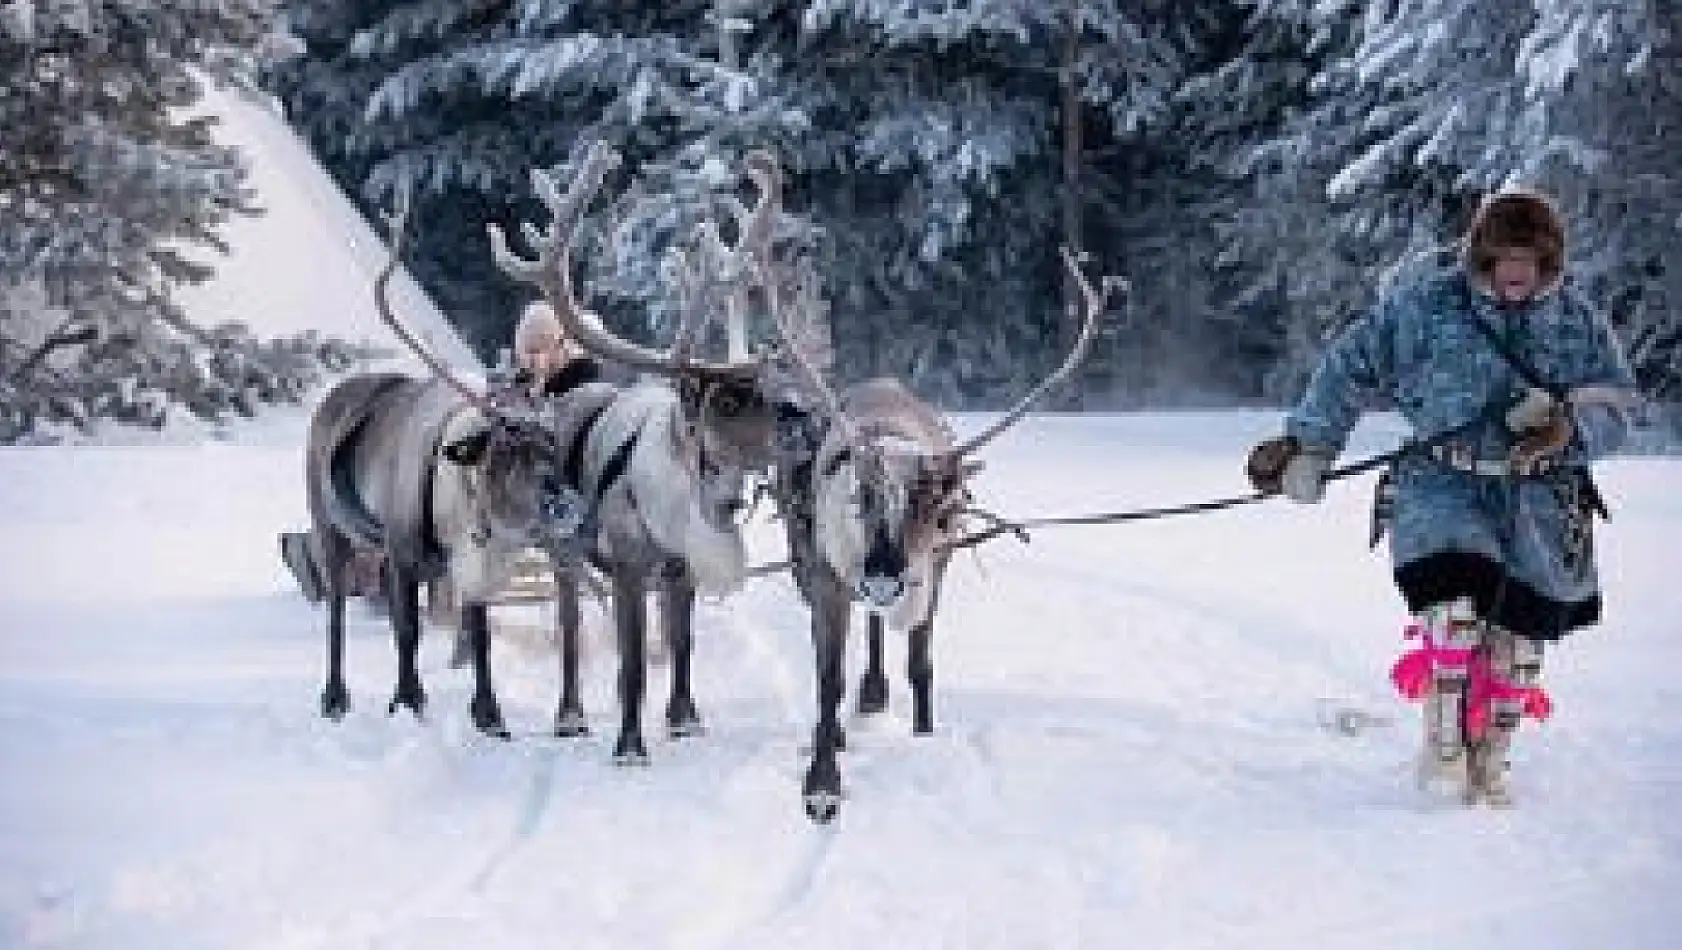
<box><xmin>1247</xmin><ymin>435</ymin><xmax>1301</xmax><ymax>494</ymax></box>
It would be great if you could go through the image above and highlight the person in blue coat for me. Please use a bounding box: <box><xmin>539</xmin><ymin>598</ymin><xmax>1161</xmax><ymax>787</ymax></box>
<box><xmin>1246</xmin><ymin>190</ymin><xmax>1638</xmax><ymax>807</ymax></box>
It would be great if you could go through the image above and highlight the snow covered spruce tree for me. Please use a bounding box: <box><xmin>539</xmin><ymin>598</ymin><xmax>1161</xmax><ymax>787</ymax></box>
<box><xmin>0</xmin><ymin>0</ymin><xmax>362</xmax><ymax>443</ymax></box>
<box><xmin>780</xmin><ymin>1</ymin><xmax>1194</xmax><ymax>406</ymax></box>
<box><xmin>267</xmin><ymin>0</ymin><xmax>809</xmax><ymax>360</ymax></box>
<box><xmin>264</xmin><ymin>1</ymin><xmax>1677</xmax><ymax>411</ymax></box>
<box><xmin>1232</xmin><ymin>0</ymin><xmax>1678</xmax><ymax>420</ymax></box>
<box><xmin>1542</xmin><ymin>0</ymin><xmax>1682</xmax><ymax>438</ymax></box>
<box><xmin>268</xmin><ymin>1</ymin><xmax>1210</xmax><ymax>406</ymax></box>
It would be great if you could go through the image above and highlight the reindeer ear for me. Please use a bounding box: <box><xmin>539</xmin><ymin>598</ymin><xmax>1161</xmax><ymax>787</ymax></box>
<box><xmin>442</xmin><ymin>429</ymin><xmax>492</xmax><ymax>466</ymax></box>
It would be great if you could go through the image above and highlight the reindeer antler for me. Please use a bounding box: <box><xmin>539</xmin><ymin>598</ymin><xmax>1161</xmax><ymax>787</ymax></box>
<box><xmin>947</xmin><ymin>247</ymin><xmax>1123</xmax><ymax>458</ymax></box>
<box><xmin>738</xmin><ymin>151</ymin><xmax>866</xmax><ymax>452</ymax></box>
<box><xmin>374</xmin><ymin>189</ymin><xmax>499</xmax><ymax>414</ymax></box>
<box><xmin>489</xmin><ymin>140</ymin><xmax>764</xmax><ymax>378</ymax></box>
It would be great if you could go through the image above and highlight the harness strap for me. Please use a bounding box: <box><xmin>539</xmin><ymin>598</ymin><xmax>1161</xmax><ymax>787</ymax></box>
<box><xmin>564</xmin><ymin>404</ymin><xmax>609</xmax><ymax>492</ymax></box>
<box><xmin>595</xmin><ymin>430</ymin><xmax>640</xmax><ymax>508</ymax></box>
<box><xmin>1456</xmin><ymin>275</ymin><xmax>1568</xmax><ymax>401</ymax></box>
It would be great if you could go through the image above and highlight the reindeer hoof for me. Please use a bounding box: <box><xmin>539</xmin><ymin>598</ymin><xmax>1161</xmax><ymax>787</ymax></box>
<box><xmin>857</xmin><ymin>674</ymin><xmax>889</xmax><ymax>716</ymax></box>
<box><xmin>470</xmin><ymin>694</ymin><xmax>510</xmax><ymax>740</ymax></box>
<box><xmin>804</xmin><ymin>790</ymin><xmax>842</xmax><ymax>823</ymax></box>
<box><xmin>665</xmin><ymin>698</ymin><xmax>706</xmax><ymax>739</ymax></box>
<box><xmin>320</xmin><ymin>683</ymin><xmax>350</xmax><ymax>721</ymax></box>
<box><xmin>803</xmin><ymin>760</ymin><xmax>843</xmax><ymax>822</ymax></box>
<box><xmin>553</xmin><ymin>707</ymin><xmax>590</xmax><ymax>738</ymax></box>
<box><xmin>387</xmin><ymin>683</ymin><xmax>426</xmax><ymax>720</ymax></box>
<box><xmin>612</xmin><ymin>736</ymin><xmax>650</xmax><ymax>766</ymax></box>
<box><xmin>668</xmin><ymin>718</ymin><xmax>707</xmax><ymax>740</ymax></box>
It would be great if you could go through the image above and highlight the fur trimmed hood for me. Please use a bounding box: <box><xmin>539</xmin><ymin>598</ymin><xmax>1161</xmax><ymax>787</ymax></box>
<box><xmin>1461</xmin><ymin>189</ymin><xmax>1567</xmax><ymax>299</ymax></box>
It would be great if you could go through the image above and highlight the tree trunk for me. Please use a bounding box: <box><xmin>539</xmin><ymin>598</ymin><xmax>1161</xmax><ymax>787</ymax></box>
<box><xmin>1059</xmin><ymin>2</ymin><xmax>1087</xmax><ymax>407</ymax></box>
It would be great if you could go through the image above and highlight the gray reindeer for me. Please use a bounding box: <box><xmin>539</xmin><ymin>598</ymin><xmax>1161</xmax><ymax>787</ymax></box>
<box><xmin>304</xmin><ymin>319</ymin><xmax>570</xmax><ymax>737</ymax></box>
<box><xmin>487</xmin><ymin>141</ymin><xmax>784</xmax><ymax>762</ymax></box>
<box><xmin>761</xmin><ymin>240</ymin><xmax>1121</xmax><ymax>821</ymax></box>
<box><xmin>306</xmin><ymin>154</ymin><xmax>779</xmax><ymax>755</ymax></box>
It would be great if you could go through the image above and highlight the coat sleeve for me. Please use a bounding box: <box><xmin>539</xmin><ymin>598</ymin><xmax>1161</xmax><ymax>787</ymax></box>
<box><xmin>1284</xmin><ymin>291</ymin><xmax>1402</xmax><ymax>456</ymax></box>
<box><xmin>1565</xmin><ymin>294</ymin><xmax>1637</xmax><ymax>461</ymax></box>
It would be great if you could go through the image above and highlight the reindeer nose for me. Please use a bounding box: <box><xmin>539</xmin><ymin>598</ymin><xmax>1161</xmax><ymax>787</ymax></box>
<box><xmin>859</xmin><ymin>526</ymin><xmax>906</xmax><ymax>606</ymax></box>
<box><xmin>539</xmin><ymin>484</ymin><xmax>588</xmax><ymax>538</ymax></box>
<box><xmin>857</xmin><ymin>574</ymin><xmax>906</xmax><ymax>608</ymax></box>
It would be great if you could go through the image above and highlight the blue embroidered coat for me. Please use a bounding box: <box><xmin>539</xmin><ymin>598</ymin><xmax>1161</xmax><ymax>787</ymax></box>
<box><xmin>1285</xmin><ymin>260</ymin><xmax>1636</xmax><ymax>637</ymax></box>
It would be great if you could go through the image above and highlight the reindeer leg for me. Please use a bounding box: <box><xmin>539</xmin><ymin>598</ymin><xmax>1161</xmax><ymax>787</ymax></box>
<box><xmin>319</xmin><ymin>535</ymin><xmax>351</xmax><ymax>720</ymax></box>
<box><xmin>386</xmin><ymin>562</ymin><xmax>427</xmax><ymax>720</ymax></box>
<box><xmin>804</xmin><ymin>585</ymin><xmax>849</xmax><ymax>823</ymax></box>
<box><xmin>449</xmin><ymin>629</ymin><xmax>473</xmax><ymax>670</ymax></box>
<box><xmin>552</xmin><ymin>566</ymin><xmax>589</xmax><ymax>737</ymax></box>
<box><xmin>463</xmin><ymin>602</ymin><xmax>510</xmax><ymax>739</ymax></box>
<box><xmin>857</xmin><ymin>612</ymin><xmax>890</xmax><ymax>716</ymax></box>
<box><xmin>612</xmin><ymin>567</ymin><xmax>651</xmax><ymax>765</ymax></box>
<box><xmin>661</xmin><ymin>562</ymin><xmax>705</xmax><ymax>738</ymax></box>
<box><xmin>908</xmin><ymin>561</ymin><xmax>948</xmax><ymax>737</ymax></box>
<box><xmin>908</xmin><ymin>619</ymin><xmax>935</xmax><ymax>736</ymax></box>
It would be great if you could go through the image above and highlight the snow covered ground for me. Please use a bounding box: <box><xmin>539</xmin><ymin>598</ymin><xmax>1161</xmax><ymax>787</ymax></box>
<box><xmin>2</xmin><ymin>414</ymin><xmax>1680</xmax><ymax>950</ymax></box>
<box><xmin>3</xmin><ymin>83</ymin><xmax>1681</xmax><ymax>950</ymax></box>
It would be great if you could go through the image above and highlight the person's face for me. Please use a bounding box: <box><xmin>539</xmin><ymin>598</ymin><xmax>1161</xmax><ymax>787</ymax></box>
<box><xmin>518</xmin><ymin>329</ymin><xmax>567</xmax><ymax>378</ymax></box>
<box><xmin>1488</xmin><ymin>247</ymin><xmax>1543</xmax><ymax>303</ymax></box>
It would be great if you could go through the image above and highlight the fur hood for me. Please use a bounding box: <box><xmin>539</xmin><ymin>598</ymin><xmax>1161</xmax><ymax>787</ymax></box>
<box><xmin>1460</xmin><ymin>189</ymin><xmax>1567</xmax><ymax>300</ymax></box>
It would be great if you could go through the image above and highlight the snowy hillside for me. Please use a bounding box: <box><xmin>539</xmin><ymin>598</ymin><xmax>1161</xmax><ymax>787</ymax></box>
<box><xmin>175</xmin><ymin>84</ymin><xmax>478</xmax><ymax>372</ymax></box>
<box><xmin>59</xmin><ymin>83</ymin><xmax>487</xmax><ymax>450</ymax></box>
<box><xmin>2</xmin><ymin>413</ymin><xmax>1680</xmax><ymax>949</ymax></box>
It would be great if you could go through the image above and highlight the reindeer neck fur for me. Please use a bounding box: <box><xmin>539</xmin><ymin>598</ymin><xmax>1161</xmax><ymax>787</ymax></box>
<box><xmin>808</xmin><ymin>378</ymin><xmax>954</xmax><ymax>631</ymax></box>
<box><xmin>429</xmin><ymin>404</ymin><xmax>531</xmax><ymax>602</ymax></box>
<box><xmin>586</xmin><ymin>382</ymin><xmax>747</xmax><ymax>596</ymax></box>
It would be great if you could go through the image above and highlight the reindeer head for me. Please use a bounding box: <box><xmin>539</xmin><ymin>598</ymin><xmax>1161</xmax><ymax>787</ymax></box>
<box><xmin>434</xmin><ymin>406</ymin><xmax>588</xmax><ymax>548</ymax></box>
<box><xmin>371</xmin><ymin>195</ymin><xmax>593</xmax><ymax>551</ymax></box>
<box><xmin>776</xmin><ymin>246</ymin><xmax>1122</xmax><ymax>626</ymax></box>
<box><xmin>808</xmin><ymin>401</ymin><xmax>971</xmax><ymax>623</ymax></box>
<box><xmin>487</xmin><ymin>142</ymin><xmax>790</xmax><ymax>535</ymax></box>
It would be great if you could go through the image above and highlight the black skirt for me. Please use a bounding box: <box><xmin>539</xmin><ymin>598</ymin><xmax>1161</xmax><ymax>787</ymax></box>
<box><xmin>1394</xmin><ymin>551</ymin><xmax>1600</xmax><ymax>640</ymax></box>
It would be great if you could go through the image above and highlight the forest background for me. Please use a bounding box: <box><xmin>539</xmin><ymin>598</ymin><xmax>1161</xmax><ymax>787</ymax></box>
<box><xmin>4</xmin><ymin>0</ymin><xmax>1678</xmax><ymax>438</ymax></box>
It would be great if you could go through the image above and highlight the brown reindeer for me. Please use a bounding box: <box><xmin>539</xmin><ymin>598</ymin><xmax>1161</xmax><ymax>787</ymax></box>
<box><xmin>758</xmin><ymin>231</ymin><xmax>1122</xmax><ymax>821</ymax></box>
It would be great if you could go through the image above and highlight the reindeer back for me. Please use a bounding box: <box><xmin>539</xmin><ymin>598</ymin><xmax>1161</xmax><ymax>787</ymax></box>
<box><xmin>305</xmin><ymin>372</ymin><xmax>413</xmax><ymax>553</ymax></box>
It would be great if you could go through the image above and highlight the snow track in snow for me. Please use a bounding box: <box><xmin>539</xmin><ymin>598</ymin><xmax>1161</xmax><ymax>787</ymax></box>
<box><xmin>4</xmin><ymin>428</ymin><xmax>1681</xmax><ymax>949</ymax></box>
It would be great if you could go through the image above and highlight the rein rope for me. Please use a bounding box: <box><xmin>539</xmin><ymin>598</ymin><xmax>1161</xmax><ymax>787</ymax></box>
<box><xmin>735</xmin><ymin>436</ymin><xmax>1418</xmax><ymax>579</ymax></box>
<box><xmin>938</xmin><ymin>420</ymin><xmax>1490</xmax><ymax>555</ymax></box>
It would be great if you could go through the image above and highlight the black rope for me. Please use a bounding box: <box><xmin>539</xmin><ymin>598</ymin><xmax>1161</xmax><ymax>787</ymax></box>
<box><xmin>940</xmin><ymin>424</ymin><xmax>1475</xmax><ymax>555</ymax></box>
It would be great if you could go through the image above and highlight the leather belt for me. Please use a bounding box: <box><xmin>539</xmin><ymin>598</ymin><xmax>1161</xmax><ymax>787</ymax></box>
<box><xmin>1423</xmin><ymin>440</ymin><xmax>1563</xmax><ymax>478</ymax></box>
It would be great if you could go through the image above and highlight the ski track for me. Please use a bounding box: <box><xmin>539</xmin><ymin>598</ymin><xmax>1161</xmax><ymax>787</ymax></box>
<box><xmin>4</xmin><ymin>442</ymin><xmax>1681</xmax><ymax>949</ymax></box>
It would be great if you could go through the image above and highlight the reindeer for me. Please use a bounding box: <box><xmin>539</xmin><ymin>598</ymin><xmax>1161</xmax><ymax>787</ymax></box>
<box><xmin>759</xmin><ymin>239</ymin><xmax>1121</xmax><ymax>821</ymax></box>
<box><xmin>487</xmin><ymin>140</ymin><xmax>785</xmax><ymax>762</ymax></box>
<box><xmin>304</xmin><ymin>349</ymin><xmax>572</xmax><ymax>738</ymax></box>
<box><xmin>307</xmin><ymin>165</ymin><xmax>778</xmax><ymax>751</ymax></box>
